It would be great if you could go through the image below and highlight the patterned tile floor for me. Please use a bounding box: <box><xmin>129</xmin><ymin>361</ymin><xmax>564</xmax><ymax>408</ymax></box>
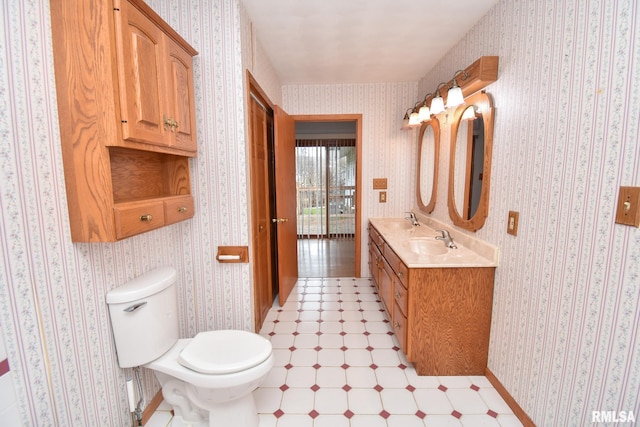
<box><xmin>148</xmin><ymin>277</ymin><xmax>523</xmax><ymax>427</ymax></box>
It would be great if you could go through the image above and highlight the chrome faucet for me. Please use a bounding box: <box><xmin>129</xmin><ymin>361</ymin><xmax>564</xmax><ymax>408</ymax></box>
<box><xmin>405</xmin><ymin>211</ymin><xmax>420</xmax><ymax>226</ymax></box>
<box><xmin>435</xmin><ymin>229</ymin><xmax>457</xmax><ymax>249</ymax></box>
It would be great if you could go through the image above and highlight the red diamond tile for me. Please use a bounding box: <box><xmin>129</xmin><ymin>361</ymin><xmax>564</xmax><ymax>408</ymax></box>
<box><xmin>316</xmin><ymin>331</ymin><xmax>323</xmax><ymax>336</ymax></box>
<box><xmin>406</xmin><ymin>385</ymin><xmax>416</xmax><ymax>392</ymax></box>
<box><xmin>337</xmin><ymin>300</ymin><xmax>343</xmax><ymax>303</ymax></box>
<box><xmin>342</xmin><ymin>384</ymin><xmax>352</xmax><ymax>392</ymax></box>
<box><xmin>379</xmin><ymin>410</ymin><xmax>390</xmax><ymax>419</ymax></box>
<box><xmin>284</xmin><ymin>363</ymin><xmax>293</xmax><ymax>370</ymax></box>
<box><xmin>314</xmin><ymin>346</ymin><xmax>322</xmax><ymax>351</ymax></box>
<box><xmin>289</xmin><ymin>346</ymin><xmax>297</xmax><ymax>352</ymax></box>
<box><xmin>274</xmin><ymin>409</ymin><xmax>284</xmax><ymax>418</ymax></box>
<box><xmin>341</xmin><ymin>363</ymin><xmax>350</xmax><ymax>369</ymax></box>
<box><xmin>340</xmin><ymin>331</ymin><xmax>347</xmax><ymax>336</ymax></box>
<box><xmin>451</xmin><ymin>410</ymin><xmax>462</xmax><ymax>419</ymax></box>
<box><xmin>374</xmin><ymin>384</ymin><xmax>384</xmax><ymax>392</ymax></box>
<box><xmin>279</xmin><ymin>384</ymin><xmax>289</xmax><ymax>392</ymax></box>
<box><xmin>386</xmin><ymin>331</ymin><xmax>394</xmax><ymax>336</ymax></box>
<box><xmin>309</xmin><ymin>410</ymin><xmax>319</xmax><ymax>419</ymax></box>
<box><xmin>438</xmin><ymin>384</ymin><xmax>448</xmax><ymax>392</ymax></box>
<box><xmin>292</xmin><ymin>331</ymin><xmax>300</xmax><ymax>336</ymax></box>
<box><xmin>273</xmin><ymin>319</ymin><xmax>280</xmax><ymax>323</ymax></box>
<box><xmin>415</xmin><ymin>410</ymin><xmax>426</xmax><ymax>419</ymax></box>
<box><xmin>313</xmin><ymin>363</ymin><xmax>322</xmax><ymax>369</ymax></box>
<box><xmin>339</xmin><ymin>319</ymin><xmax>345</xmax><ymax>323</ymax></box>
<box><xmin>268</xmin><ymin>332</ymin><xmax>275</xmax><ymax>336</ymax></box>
<box><xmin>338</xmin><ymin>308</ymin><xmax>344</xmax><ymax>312</ymax></box>
<box><xmin>277</xmin><ymin>309</ymin><xmax>283</xmax><ymax>312</ymax></box>
<box><xmin>356</xmin><ymin>299</ymin><xmax>362</xmax><ymax>303</ymax></box>
<box><xmin>398</xmin><ymin>363</ymin><xmax>407</xmax><ymax>370</ymax></box>
<box><xmin>344</xmin><ymin>410</ymin><xmax>354</xmax><ymax>419</ymax></box>
<box><xmin>379</xmin><ymin>309</ymin><xmax>385</xmax><ymax>312</ymax></box>
<box><xmin>340</xmin><ymin>346</ymin><xmax>348</xmax><ymax>351</ymax></box>
<box><xmin>369</xmin><ymin>363</ymin><xmax>378</xmax><ymax>370</ymax></box>
<box><xmin>487</xmin><ymin>409</ymin><xmax>498</xmax><ymax>418</ymax></box>
<box><xmin>317</xmin><ymin>319</ymin><xmax>324</xmax><ymax>323</ymax></box>
<box><xmin>366</xmin><ymin>346</ymin><xmax>374</xmax><ymax>351</ymax></box>
<box><xmin>310</xmin><ymin>384</ymin><xmax>320</xmax><ymax>392</ymax></box>
<box><xmin>383</xmin><ymin>319</ymin><xmax>390</xmax><ymax>323</ymax></box>
<box><xmin>295</xmin><ymin>319</ymin><xmax>301</xmax><ymax>323</ymax></box>
<box><xmin>361</xmin><ymin>319</ymin><xmax>368</xmax><ymax>323</ymax></box>
<box><xmin>363</xmin><ymin>331</ymin><xmax>371</xmax><ymax>336</ymax></box>
<box><xmin>392</xmin><ymin>346</ymin><xmax>400</xmax><ymax>351</ymax></box>
<box><xmin>470</xmin><ymin>384</ymin><xmax>480</xmax><ymax>391</ymax></box>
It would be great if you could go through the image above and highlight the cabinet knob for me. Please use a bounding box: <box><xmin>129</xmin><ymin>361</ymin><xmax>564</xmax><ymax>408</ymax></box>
<box><xmin>177</xmin><ymin>206</ymin><xmax>188</xmax><ymax>213</ymax></box>
<box><xmin>398</xmin><ymin>272</ymin><xmax>404</xmax><ymax>279</ymax></box>
<box><xmin>395</xmin><ymin>291</ymin><xmax>401</xmax><ymax>299</ymax></box>
<box><xmin>139</xmin><ymin>214</ymin><xmax>153</xmax><ymax>222</ymax></box>
<box><xmin>394</xmin><ymin>321</ymin><xmax>400</xmax><ymax>329</ymax></box>
<box><xmin>271</xmin><ymin>218</ymin><xmax>288</xmax><ymax>223</ymax></box>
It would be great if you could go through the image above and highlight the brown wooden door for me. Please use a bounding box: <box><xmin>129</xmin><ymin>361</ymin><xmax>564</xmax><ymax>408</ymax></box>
<box><xmin>274</xmin><ymin>106</ymin><xmax>298</xmax><ymax>306</ymax></box>
<box><xmin>249</xmin><ymin>97</ymin><xmax>273</xmax><ymax>331</ymax></box>
<box><xmin>165</xmin><ymin>36</ymin><xmax>197</xmax><ymax>153</ymax></box>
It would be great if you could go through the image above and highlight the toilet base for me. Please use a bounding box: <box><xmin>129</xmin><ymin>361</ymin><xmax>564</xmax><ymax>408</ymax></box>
<box><xmin>167</xmin><ymin>392</ymin><xmax>259</xmax><ymax>427</ymax></box>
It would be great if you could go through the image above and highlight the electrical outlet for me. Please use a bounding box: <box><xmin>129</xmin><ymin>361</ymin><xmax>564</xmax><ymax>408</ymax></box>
<box><xmin>507</xmin><ymin>211</ymin><xmax>519</xmax><ymax>236</ymax></box>
<box><xmin>615</xmin><ymin>186</ymin><xmax>640</xmax><ymax>227</ymax></box>
<box><xmin>373</xmin><ymin>178</ymin><xmax>387</xmax><ymax>190</ymax></box>
<box><xmin>379</xmin><ymin>191</ymin><xmax>387</xmax><ymax>203</ymax></box>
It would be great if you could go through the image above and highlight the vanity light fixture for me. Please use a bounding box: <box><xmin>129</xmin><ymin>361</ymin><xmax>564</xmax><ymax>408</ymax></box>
<box><xmin>430</xmin><ymin>82</ymin><xmax>448</xmax><ymax>115</ymax></box>
<box><xmin>461</xmin><ymin>105</ymin><xmax>477</xmax><ymax>121</ymax></box>
<box><xmin>418</xmin><ymin>92</ymin><xmax>434</xmax><ymax>122</ymax></box>
<box><xmin>401</xmin><ymin>108</ymin><xmax>413</xmax><ymax>130</ymax></box>
<box><xmin>408</xmin><ymin>101</ymin><xmax>422</xmax><ymax>128</ymax></box>
<box><xmin>446</xmin><ymin>70</ymin><xmax>470</xmax><ymax>109</ymax></box>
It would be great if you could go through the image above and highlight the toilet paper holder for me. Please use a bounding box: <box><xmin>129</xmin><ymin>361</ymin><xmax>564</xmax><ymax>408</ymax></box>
<box><xmin>216</xmin><ymin>246</ymin><xmax>249</xmax><ymax>263</ymax></box>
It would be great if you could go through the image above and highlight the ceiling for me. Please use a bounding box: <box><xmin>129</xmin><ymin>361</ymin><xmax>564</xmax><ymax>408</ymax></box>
<box><xmin>241</xmin><ymin>0</ymin><xmax>499</xmax><ymax>85</ymax></box>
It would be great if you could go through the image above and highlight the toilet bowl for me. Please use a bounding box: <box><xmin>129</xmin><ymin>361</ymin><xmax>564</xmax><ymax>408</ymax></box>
<box><xmin>106</xmin><ymin>267</ymin><xmax>273</xmax><ymax>427</ymax></box>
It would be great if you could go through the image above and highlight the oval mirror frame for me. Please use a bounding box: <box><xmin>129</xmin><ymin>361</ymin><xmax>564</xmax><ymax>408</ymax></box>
<box><xmin>416</xmin><ymin>118</ymin><xmax>440</xmax><ymax>214</ymax></box>
<box><xmin>447</xmin><ymin>90</ymin><xmax>494</xmax><ymax>231</ymax></box>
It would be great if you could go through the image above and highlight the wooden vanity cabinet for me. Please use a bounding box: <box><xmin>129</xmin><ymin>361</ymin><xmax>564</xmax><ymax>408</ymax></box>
<box><xmin>51</xmin><ymin>0</ymin><xmax>198</xmax><ymax>242</ymax></box>
<box><xmin>368</xmin><ymin>222</ymin><xmax>495</xmax><ymax>376</ymax></box>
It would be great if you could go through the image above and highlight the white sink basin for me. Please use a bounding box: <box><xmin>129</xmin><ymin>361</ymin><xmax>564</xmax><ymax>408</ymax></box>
<box><xmin>402</xmin><ymin>238</ymin><xmax>449</xmax><ymax>256</ymax></box>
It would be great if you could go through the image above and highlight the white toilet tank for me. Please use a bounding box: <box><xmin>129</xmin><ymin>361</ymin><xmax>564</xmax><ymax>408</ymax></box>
<box><xmin>106</xmin><ymin>267</ymin><xmax>180</xmax><ymax>368</ymax></box>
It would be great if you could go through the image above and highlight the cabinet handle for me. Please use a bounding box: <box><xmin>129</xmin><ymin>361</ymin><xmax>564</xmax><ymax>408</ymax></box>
<box><xmin>140</xmin><ymin>214</ymin><xmax>153</xmax><ymax>222</ymax></box>
<box><xmin>163</xmin><ymin>116</ymin><xmax>178</xmax><ymax>132</ymax></box>
<box><xmin>177</xmin><ymin>206</ymin><xmax>188</xmax><ymax>213</ymax></box>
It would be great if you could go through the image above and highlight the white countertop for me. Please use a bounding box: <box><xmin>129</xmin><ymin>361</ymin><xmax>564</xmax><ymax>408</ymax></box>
<box><xmin>369</xmin><ymin>217</ymin><xmax>499</xmax><ymax>268</ymax></box>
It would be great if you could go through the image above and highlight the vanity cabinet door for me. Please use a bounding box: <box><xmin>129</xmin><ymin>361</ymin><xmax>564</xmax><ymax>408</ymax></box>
<box><xmin>392</xmin><ymin>301</ymin><xmax>407</xmax><ymax>350</ymax></box>
<box><xmin>368</xmin><ymin>238</ymin><xmax>381</xmax><ymax>287</ymax></box>
<box><xmin>379</xmin><ymin>257</ymin><xmax>394</xmax><ymax>314</ymax></box>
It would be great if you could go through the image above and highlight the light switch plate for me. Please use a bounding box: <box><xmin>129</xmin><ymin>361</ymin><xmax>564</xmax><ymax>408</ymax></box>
<box><xmin>507</xmin><ymin>211</ymin><xmax>519</xmax><ymax>236</ymax></box>
<box><xmin>373</xmin><ymin>178</ymin><xmax>387</xmax><ymax>190</ymax></box>
<box><xmin>615</xmin><ymin>186</ymin><xmax>640</xmax><ymax>227</ymax></box>
<box><xmin>379</xmin><ymin>191</ymin><xmax>387</xmax><ymax>203</ymax></box>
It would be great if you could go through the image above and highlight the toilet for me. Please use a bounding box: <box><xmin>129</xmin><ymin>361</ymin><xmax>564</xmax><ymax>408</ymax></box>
<box><xmin>106</xmin><ymin>267</ymin><xmax>273</xmax><ymax>427</ymax></box>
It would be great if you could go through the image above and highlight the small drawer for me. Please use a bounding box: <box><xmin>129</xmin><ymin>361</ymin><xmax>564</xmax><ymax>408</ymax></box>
<box><xmin>393</xmin><ymin>279</ymin><xmax>408</xmax><ymax>317</ymax></box>
<box><xmin>383</xmin><ymin>244</ymin><xmax>409</xmax><ymax>287</ymax></box>
<box><xmin>392</xmin><ymin>301</ymin><xmax>407</xmax><ymax>350</ymax></box>
<box><xmin>164</xmin><ymin>195</ymin><xmax>194</xmax><ymax>224</ymax></box>
<box><xmin>114</xmin><ymin>201</ymin><xmax>165</xmax><ymax>239</ymax></box>
<box><xmin>368</xmin><ymin>224</ymin><xmax>383</xmax><ymax>248</ymax></box>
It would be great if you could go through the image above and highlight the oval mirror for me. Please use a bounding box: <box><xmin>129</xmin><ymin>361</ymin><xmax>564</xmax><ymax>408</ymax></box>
<box><xmin>448</xmin><ymin>91</ymin><xmax>494</xmax><ymax>231</ymax></box>
<box><xmin>417</xmin><ymin>118</ymin><xmax>440</xmax><ymax>213</ymax></box>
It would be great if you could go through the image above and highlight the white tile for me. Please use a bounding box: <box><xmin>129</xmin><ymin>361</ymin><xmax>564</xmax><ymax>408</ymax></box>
<box><xmin>380</xmin><ymin>388</ymin><xmax>418</xmax><ymax>414</ymax></box>
<box><xmin>343</xmin><ymin>333</ymin><xmax>369</xmax><ymax>349</ymax></box>
<box><xmin>341</xmin><ymin>311</ymin><xmax>363</xmax><ymax>321</ymax></box>
<box><xmin>303</xmin><ymin>294</ymin><xmax>322</xmax><ymax>302</ymax></box>
<box><xmin>321</xmin><ymin>294</ymin><xmax>340</xmax><ymax>302</ymax></box>
<box><xmin>496</xmin><ymin>414</ymin><xmax>524</xmax><ymax>427</ymax></box>
<box><xmin>344</xmin><ymin>349</ymin><xmax>373</xmax><ymax>367</ymax></box>
<box><xmin>478</xmin><ymin>388</ymin><xmax>512</xmax><ymax>413</ymax></box>
<box><xmin>370</xmin><ymin>348</ymin><xmax>401</xmax><ymax>366</ymax></box>
<box><xmin>315</xmin><ymin>366</ymin><xmax>346</xmax><ymax>388</ymax></box>
<box><xmin>319</xmin><ymin>322</ymin><xmax>343</xmax><ymax>334</ymax></box>
<box><xmin>375</xmin><ymin>366</ymin><xmax>409</xmax><ymax>388</ymax></box>
<box><xmin>270</xmin><ymin>334</ymin><xmax>296</xmax><ymax>349</ymax></box>
<box><xmin>350</xmin><ymin>414</ymin><xmax>388</xmax><ymax>427</ymax></box>
<box><xmin>423</xmin><ymin>415</ymin><xmax>463</xmax><ymax>426</ymax></box>
<box><xmin>322</xmin><ymin>286</ymin><xmax>340</xmax><ymax>295</ymax></box>
<box><xmin>413</xmin><ymin>389</ymin><xmax>454</xmax><ymax>414</ymax></box>
<box><xmin>339</xmin><ymin>293</ymin><xmax>359</xmax><ymax>302</ymax></box>
<box><xmin>317</xmin><ymin>349</ymin><xmax>345</xmax><ymax>367</ymax></box>
<box><xmin>273</xmin><ymin>322</ymin><xmax>298</xmax><ymax>334</ymax></box>
<box><xmin>299</xmin><ymin>311</ymin><xmax>322</xmax><ymax>321</ymax></box>
<box><xmin>321</xmin><ymin>301</ymin><xmax>342</xmax><ymax>310</ymax></box>
<box><xmin>346</xmin><ymin>388</ymin><xmax>383</xmax><ymax>414</ymax></box>
<box><xmin>277</xmin><ymin>310</ymin><xmax>300</xmax><ymax>321</ymax></box>
<box><xmin>387</xmin><ymin>414</ymin><xmax>426</xmax><ymax>427</ymax></box>
<box><xmin>342</xmin><ymin>322</ymin><xmax>366</xmax><ymax>334</ymax></box>
<box><xmin>467</xmin><ymin>376</ymin><xmax>493</xmax><ymax>388</ymax></box>
<box><xmin>314</xmin><ymin>388</ymin><xmax>348</xmax><ymax>414</ymax></box>
<box><xmin>276</xmin><ymin>413</ymin><xmax>313</xmax><ymax>427</ymax></box>
<box><xmin>297</xmin><ymin>321</ymin><xmax>321</xmax><ymax>334</ymax></box>
<box><xmin>145</xmin><ymin>410</ymin><xmax>172</xmax><ymax>427</ymax></box>
<box><xmin>340</xmin><ymin>302</ymin><xmax>360</xmax><ymax>311</ymax></box>
<box><xmin>459</xmin><ymin>414</ymin><xmax>501</xmax><ymax>426</ymax></box>
<box><xmin>360</xmin><ymin>301</ymin><xmax>384</xmax><ymax>311</ymax></box>
<box><xmin>438</xmin><ymin>376</ymin><xmax>472</xmax><ymax>389</ymax></box>
<box><xmin>313</xmin><ymin>414</ymin><xmax>350</xmax><ymax>427</ymax></box>
<box><xmin>258</xmin><ymin>413</ymin><xmax>278</xmax><ymax>427</ymax></box>
<box><xmin>345</xmin><ymin>366</ymin><xmax>378</xmax><ymax>388</ymax></box>
<box><xmin>446</xmin><ymin>388</ymin><xmax>489</xmax><ymax>414</ymax></box>
<box><xmin>280</xmin><ymin>388</ymin><xmax>315</xmax><ymax>414</ymax></box>
<box><xmin>255</xmin><ymin>388</ymin><xmax>284</xmax><ymax>413</ymax></box>
<box><xmin>364</xmin><ymin>322</ymin><xmax>392</xmax><ymax>333</ymax></box>
<box><xmin>301</xmin><ymin>302</ymin><xmax>322</xmax><ymax>311</ymax></box>
<box><xmin>262</xmin><ymin>367</ymin><xmax>289</xmax><ymax>388</ymax></box>
<box><xmin>272</xmin><ymin>349</ymin><xmax>292</xmax><ymax>366</ymax></box>
<box><xmin>321</xmin><ymin>311</ymin><xmax>342</xmax><ymax>321</ymax></box>
<box><xmin>286</xmin><ymin>367</ymin><xmax>317</xmax><ymax>388</ymax></box>
<box><xmin>318</xmin><ymin>334</ymin><xmax>344</xmax><ymax>349</ymax></box>
<box><xmin>360</xmin><ymin>310</ymin><xmax>387</xmax><ymax>322</ymax></box>
<box><xmin>260</xmin><ymin>321</ymin><xmax>276</xmax><ymax>335</ymax></box>
<box><xmin>290</xmin><ymin>349</ymin><xmax>318</xmax><ymax>366</ymax></box>
<box><xmin>367</xmin><ymin>333</ymin><xmax>396</xmax><ymax>349</ymax></box>
<box><xmin>405</xmin><ymin>370</ymin><xmax>440</xmax><ymax>389</ymax></box>
<box><xmin>358</xmin><ymin>293</ymin><xmax>380</xmax><ymax>302</ymax></box>
<box><xmin>294</xmin><ymin>334</ymin><xmax>320</xmax><ymax>349</ymax></box>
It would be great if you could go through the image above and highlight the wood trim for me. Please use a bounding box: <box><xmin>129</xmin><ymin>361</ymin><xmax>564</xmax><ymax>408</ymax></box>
<box><xmin>246</xmin><ymin>71</ymin><xmax>275</xmax><ymax>111</ymax></box>
<box><xmin>141</xmin><ymin>389</ymin><xmax>164</xmax><ymax>425</ymax></box>
<box><xmin>292</xmin><ymin>114</ymin><xmax>363</xmax><ymax>278</ymax></box>
<box><xmin>416</xmin><ymin>118</ymin><xmax>440</xmax><ymax>214</ymax></box>
<box><xmin>485</xmin><ymin>367</ymin><xmax>537</xmax><ymax>426</ymax></box>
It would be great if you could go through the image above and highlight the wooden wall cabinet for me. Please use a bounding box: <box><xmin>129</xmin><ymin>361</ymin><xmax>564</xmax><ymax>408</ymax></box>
<box><xmin>368</xmin><ymin>222</ymin><xmax>495</xmax><ymax>376</ymax></box>
<box><xmin>51</xmin><ymin>0</ymin><xmax>198</xmax><ymax>242</ymax></box>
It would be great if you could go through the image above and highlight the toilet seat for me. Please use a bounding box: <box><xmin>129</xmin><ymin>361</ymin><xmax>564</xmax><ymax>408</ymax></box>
<box><xmin>178</xmin><ymin>330</ymin><xmax>272</xmax><ymax>374</ymax></box>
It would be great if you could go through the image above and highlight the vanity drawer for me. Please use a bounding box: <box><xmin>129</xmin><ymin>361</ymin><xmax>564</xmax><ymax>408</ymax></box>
<box><xmin>383</xmin><ymin>244</ymin><xmax>409</xmax><ymax>287</ymax></box>
<box><xmin>392</xmin><ymin>301</ymin><xmax>407</xmax><ymax>350</ymax></box>
<box><xmin>114</xmin><ymin>201</ymin><xmax>165</xmax><ymax>239</ymax></box>
<box><xmin>368</xmin><ymin>224</ymin><xmax>384</xmax><ymax>248</ymax></box>
<box><xmin>164</xmin><ymin>195</ymin><xmax>194</xmax><ymax>224</ymax></box>
<box><xmin>393</xmin><ymin>279</ymin><xmax>408</xmax><ymax>317</ymax></box>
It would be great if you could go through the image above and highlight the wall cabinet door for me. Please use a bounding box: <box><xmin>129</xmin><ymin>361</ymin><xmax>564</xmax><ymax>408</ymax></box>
<box><xmin>165</xmin><ymin>37</ymin><xmax>197</xmax><ymax>152</ymax></box>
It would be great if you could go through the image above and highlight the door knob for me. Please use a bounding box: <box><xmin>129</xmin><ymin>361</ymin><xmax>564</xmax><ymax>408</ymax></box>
<box><xmin>271</xmin><ymin>218</ymin><xmax>288</xmax><ymax>223</ymax></box>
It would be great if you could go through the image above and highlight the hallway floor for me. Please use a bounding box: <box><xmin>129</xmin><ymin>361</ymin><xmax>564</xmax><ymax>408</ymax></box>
<box><xmin>149</xmin><ymin>277</ymin><xmax>522</xmax><ymax>427</ymax></box>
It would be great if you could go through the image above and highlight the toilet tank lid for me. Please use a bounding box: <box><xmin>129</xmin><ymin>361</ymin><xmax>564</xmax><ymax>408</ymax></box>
<box><xmin>106</xmin><ymin>267</ymin><xmax>177</xmax><ymax>304</ymax></box>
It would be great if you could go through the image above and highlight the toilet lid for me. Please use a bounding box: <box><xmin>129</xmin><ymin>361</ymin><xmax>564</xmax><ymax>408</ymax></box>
<box><xmin>178</xmin><ymin>330</ymin><xmax>272</xmax><ymax>374</ymax></box>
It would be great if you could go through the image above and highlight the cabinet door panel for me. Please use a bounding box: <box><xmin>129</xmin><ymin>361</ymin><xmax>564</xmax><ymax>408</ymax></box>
<box><xmin>116</xmin><ymin>2</ymin><xmax>168</xmax><ymax>146</ymax></box>
<box><xmin>166</xmin><ymin>37</ymin><xmax>197</xmax><ymax>153</ymax></box>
